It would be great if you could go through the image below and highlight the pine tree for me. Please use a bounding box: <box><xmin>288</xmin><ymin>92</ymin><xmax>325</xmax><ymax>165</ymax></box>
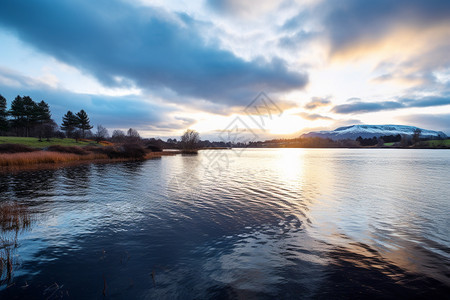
<box><xmin>61</xmin><ymin>111</ymin><xmax>78</xmax><ymax>138</ymax></box>
<box><xmin>22</xmin><ymin>96</ymin><xmax>38</xmax><ymax>137</ymax></box>
<box><xmin>9</xmin><ymin>95</ymin><xmax>25</xmax><ymax>136</ymax></box>
<box><xmin>0</xmin><ymin>94</ymin><xmax>8</xmax><ymax>133</ymax></box>
<box><xmin>35</xmin><ymin>100</ymin><xmax>52</xmax><ymax>141</ymax></box>
<box><xmin>36</xmin><ymin>101</ymin><xmax>51</xmax><ymax>122</ymax></box>
<box><xmin>76</xmin><ymin>110</ymin><xmax>93</xmax><ymax>138</ymax></box>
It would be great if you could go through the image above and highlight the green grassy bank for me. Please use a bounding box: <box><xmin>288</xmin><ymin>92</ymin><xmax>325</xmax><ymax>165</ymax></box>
<box><xmin>0</xmin><ymin>136</ymin><xmax>102</xmax><ymax>148</ymax></box>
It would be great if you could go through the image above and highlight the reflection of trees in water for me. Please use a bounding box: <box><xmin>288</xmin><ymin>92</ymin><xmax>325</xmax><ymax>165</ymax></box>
<box><xmin>62</xmin><ymin>165</ymin><xmax>92</xmax><ymax>190</ymax></box>
<box><xmin>94</xmin><ymin>161</ymin><xmax>144</xmax><ymax>177</ymax></box>
<box><xmin>0</xmin><ymin>202</ymin><xmax>33</xmax><ymax>284</ymax></box>
<box><xmin>0</xmin><ymin>174</ymin><xmax>12</xmax><ymax>199</ymax></box>
<box><xmin>1</xmin><ymin>170</ymin><xmax>56</xmax><ymax>200</ymax></box>
<box><xmin>121</xmin><ymin>161</ymin><xmax>145</xmax><ymax>175</ymax></box>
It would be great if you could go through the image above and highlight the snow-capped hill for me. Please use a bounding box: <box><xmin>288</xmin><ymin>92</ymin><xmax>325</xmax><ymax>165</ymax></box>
<box><xmin>301</xmin><ymin>125</ymin><xmax>447</xmax><ymax>140</ymax></box>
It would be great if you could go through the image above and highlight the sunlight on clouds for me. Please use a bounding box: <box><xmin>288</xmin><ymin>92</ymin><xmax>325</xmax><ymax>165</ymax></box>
<box><xmin>331</xmin><ymin>23</ymin><xmax>450</xmax><ymax>61</ymax></box>
<box><xmin>189</xmin><ymin>110</ymin><xmax>333</xmax><ymax>137</ymax></box>
<box><xmin>331</xmin><ymin>24</ymin><xmax>450</xmax><ymax>82</ymax></box>
<box><xmin>269</xmin><ymin>115</ymin><xmax>312</xmax><ymax>135</ymax></box>
<box><xmin>1</xmin><ymin>0</ymin><xmax>450</xmax><ymax>136</ymax></box>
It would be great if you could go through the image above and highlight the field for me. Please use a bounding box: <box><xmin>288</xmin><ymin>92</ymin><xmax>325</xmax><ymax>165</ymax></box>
<box><xmin>0</xmin><ymin>136</ymin><xmax>105</xmax><ymax>148</ymax></box>
<box><xmin>423</xmin><ymin>139</ymin><xmax>450</xmax><ymax>147</ymax></box>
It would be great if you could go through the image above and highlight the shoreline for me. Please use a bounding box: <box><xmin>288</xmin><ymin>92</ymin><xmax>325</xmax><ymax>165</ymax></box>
<box><xmin>0</xmin><ymin>150</ymin><xmax>181</xmax><ymax>173</ymax></box>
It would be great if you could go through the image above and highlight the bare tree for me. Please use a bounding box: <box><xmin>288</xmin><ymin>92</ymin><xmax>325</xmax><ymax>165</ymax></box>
<box><xmin>181</xmin><ymin>129</ymin><xmax>200</xmax><ymax>153</ymax></box>
<box><xmin>111</xmin><ymin>130</ymin><xmax>126</xmax><ymax>143</ymax></box>
<box><xmin>126</xmin><ymin>128</ymin><xmax>141</xmax><ymax>143</ymax></box>
<box><xmin>95</xmin><ymin>125</ymin><xmax>109</xmax><ymax>143</ymax></box>
<box><xmin>42</xmin><ymin>120</ymin><xmax>58</xmax><ymax>141</ymax></box>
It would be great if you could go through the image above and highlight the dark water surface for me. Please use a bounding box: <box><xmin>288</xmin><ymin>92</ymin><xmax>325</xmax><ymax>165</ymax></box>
<box><xmin>0</xmin><ymin>149</ymin><xmax>449</xmax><ymax>299</ymax></box>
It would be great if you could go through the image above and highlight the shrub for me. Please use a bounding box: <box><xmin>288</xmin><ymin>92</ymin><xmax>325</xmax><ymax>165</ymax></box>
<box><xmin>100</xmin><ymin>144</ymin><xmax>146</xmax><ymax>159</ymax></box>
<box><xmin>46</xmin><ymin>145</ymin><xmax>89</xmax><ymax>155</ymax></box>
<box><xmin>146</xmin><ymin>144</ymin><xmax>162</xmax><ymax>152</ymax></box>
<box><xmin>122</xmin><ymin>143</ymin><xmax>146</xmax><ymax>158</ymax></box>
<box><xmin>0</xmin><ymin>144</ymin><xmax>37</xmax><ymax>154</ymax></box>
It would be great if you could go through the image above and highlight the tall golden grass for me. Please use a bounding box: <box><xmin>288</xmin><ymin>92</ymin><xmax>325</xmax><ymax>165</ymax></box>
<box><xmin>144</xmin><ymin>151</ymin><xmax>181</xmax><ymax>159</ymax></box>
<box><xmin>0</xmin><ymin>151</ymin><xmax>108</xmax><ymax>167</ymax></box>
<box><xmin>99</xmin><ymin>140</ymin><xmax>114</xmax><ymax>146</ymax></box>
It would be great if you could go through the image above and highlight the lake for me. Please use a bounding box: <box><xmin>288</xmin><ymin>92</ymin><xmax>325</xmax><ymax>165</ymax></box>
<box><xmin>0</xmin><ymin>149</ymin><xmax>449</xmax><ymax>299</ymax></box>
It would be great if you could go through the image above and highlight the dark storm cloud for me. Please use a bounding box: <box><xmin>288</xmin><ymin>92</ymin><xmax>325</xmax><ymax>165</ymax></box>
<box><xmin>321</xmin><ymin>0</ymin><xmax>450</xmax><ymax>54</ymax></box>
<box><xmin>332</xmin><ymin>95</ymin><xmax>450</xmax><ymax>114</ymax></box>
<box><xmin>0</xmin><ymin>69</ymin><xmax>173</xmax><ymax>130</ymax></box>
<box><xmin>0</xmin><ymin>0</ymin><xmax>307</xmax><ymax>108</ymax></box>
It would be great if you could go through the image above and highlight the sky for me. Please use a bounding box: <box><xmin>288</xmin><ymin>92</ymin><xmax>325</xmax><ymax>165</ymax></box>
<box><xmin>1</xmin><ymin>0</ymin><xmax>450</xmax><ymax>139</ymax></box>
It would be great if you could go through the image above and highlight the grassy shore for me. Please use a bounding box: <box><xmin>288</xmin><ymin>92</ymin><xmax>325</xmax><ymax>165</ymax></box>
<box><xmin>0</xmin><ymin>136</ymin><xmax>180</xmax><ymax>172</ymax></box>
<box><xmin>423</xmin><ymin>139</ymin><xmax>450</xmax><ymax>147</ymax></box>
<box><xmin>0</xmin><ymin>151</ymin><xmax>108</xmax><ymax>167</ymax></box>
<box><xmin>0</xmin><ymin>136</ymin><xmax>107</xmax><ymax>148</ymax></box>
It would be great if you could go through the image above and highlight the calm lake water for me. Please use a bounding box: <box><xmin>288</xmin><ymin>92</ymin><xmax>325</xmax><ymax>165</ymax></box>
<box><xmin>0</xmin><ymin>149</ymin><xmax>449</xmax><ymax>299</ymax></box>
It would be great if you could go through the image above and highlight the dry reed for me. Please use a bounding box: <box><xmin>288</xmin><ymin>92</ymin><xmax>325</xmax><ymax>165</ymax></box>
<box><xmin>0</xmin><ymin>151</ymin><xmax>108</xmax><ymax>167</ymax></box>
<box><xmin>144</xmin><ymin>151</ymin><xmax>181</xmax><ymax>159</ymax></box>
<box><xmin>0</xmin><ymin>202</ymin><xmax>33</xmax><ymax>283</ymax></box>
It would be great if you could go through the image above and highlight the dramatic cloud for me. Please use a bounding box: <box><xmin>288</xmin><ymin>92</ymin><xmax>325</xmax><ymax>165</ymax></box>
<box><xmin>0</xmin><ymin>69</ymin><xmax>175</xmax><ymax>130</ymax></box>
<box><xmin>0</xmin><ymin>0</ymin><xmax>307</xmax><ymax>108</ymax></box>
<box><xmin>304</xmin><ymin>97</ymin><xmax>331</xmax><ymax>110</ymax></box>
<box><xmin>322</xmin><ymin>0</ymin><xmax>450</xmax><ymax>55</ymax></box>
<box><xmin>1</xmin><ymin>0</ymin><xmax>450</xmax><ymax>136</ymax></box>
<box><xmin>333</xmin><ymin>95</ymin><xmax>450</xmax><ymax>114</ymax></box>
<box><xmin>318</xmin><ymin>0</ymin><xmax>450</xmax><ymax>88</ymax></box>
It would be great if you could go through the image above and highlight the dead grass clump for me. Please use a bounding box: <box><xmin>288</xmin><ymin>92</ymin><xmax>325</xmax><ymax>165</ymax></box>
<box><xmin>0</xmin><ymin>202</ymin><xmax>32</xmax><ymax>233</ymax></box>
<box><xmin>99</xmin><ymin>141</ymin><xmax>114</xmax><ymax>146</ymax></box>
<box><xmin>0</xmin><ymin>144</ymin><xmax>37</xmax><ymax>154</ymax></box>
<box><xmin>0</xmin><ymin>202</ymin><xmax>33</xmax><ymax>283</ymax></box>
<box><xmin>0</xmin><ymin>151</ymin><xmax>107</xmax><ymax>167</ymax></box>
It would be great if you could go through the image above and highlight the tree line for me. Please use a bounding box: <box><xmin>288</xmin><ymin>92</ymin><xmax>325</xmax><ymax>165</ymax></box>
<box><xmin>0</xmin><ymin>94</ymin><xmax>98</xmax><ymax>140</ymax></box>
<box><xmin>0</xmin><ymin>94</ymin><xmax>149</xmax><ymax>144</ymax></box>
<box><xmin>1</xmin><ymin>94</ymin><xmax>56</xmax><ymax>140</ymax></box>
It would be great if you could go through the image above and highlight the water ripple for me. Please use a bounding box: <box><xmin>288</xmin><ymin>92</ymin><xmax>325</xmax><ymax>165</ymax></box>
<box><xmin>0</xmin><ymin>149</ymin><xmax>449</xmax><ymax>298</ymax></box>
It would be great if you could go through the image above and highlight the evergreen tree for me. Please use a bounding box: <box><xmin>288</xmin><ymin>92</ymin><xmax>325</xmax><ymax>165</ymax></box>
<box><xmin>36</xmin><ymin>100</ymin><xmax>51</xmax><ymax>122</ymax></box>
<box><xmin>9</xmin><ymin>95</ymin><xmax>25</xmax><ymax>136</ymax></box>
<box><xmin>76</xmin><ymin>110</ymin><xmax>93</xmax><ymax>138</ymax></box>
<box><xmin>0</xmin><ymin>94</ymin><xmax>8</xmax><ymax>133</ymax></box>
<box><xmin>22</xmin><ymin>96</ymin><xmax>38</xmax><ymax>137</ymax></box>
<box><xmin>35</xmin><ymin>100</ymin><xmax>52</xmax><ymax>141</ymax></box>
<box><xmin>61</xmin><ymin>111</ymin><xmax>78</xmax><ymax>138</ymax></box>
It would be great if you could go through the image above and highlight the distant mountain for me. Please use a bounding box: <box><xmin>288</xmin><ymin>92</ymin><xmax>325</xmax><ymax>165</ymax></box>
<box><xmin>301</xmin><ymin>125</ymin><xmax>448</xmax><ymax>140</ymax></box>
